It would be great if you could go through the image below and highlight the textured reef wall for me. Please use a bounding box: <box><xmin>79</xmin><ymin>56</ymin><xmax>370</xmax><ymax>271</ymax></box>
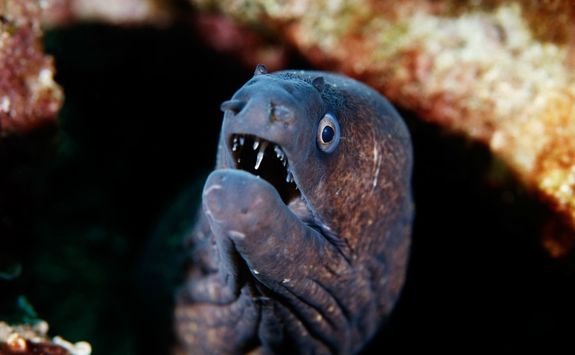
<box><xmin>0</xmin><ymin>0</ymin><xmax>62</xmax><ymax>137</ymax></box>
<box><xmin>0</xmin><ymin>321</ymin><xmax>90</xmax><ymax>355</ymax></box>
<box><xmin>40</xmin><ymin>0</ymin><xmax>172</xmax><ymax>26</ymax></box>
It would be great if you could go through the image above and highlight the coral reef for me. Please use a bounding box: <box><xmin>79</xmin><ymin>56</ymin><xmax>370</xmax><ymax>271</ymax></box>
<box><xmin>0</xmin><ymin>0</ymin><xmax>62</xmax><ymax>137</ymax></box>
<box><xmin>0</xmin><ymin>321</ymin><xmax>91</xmax><ymax>355</ymax></box>
<box><xmin>40</xmin><ymin>0</ymin><xmax>288</xmax><ymax>70</ymax></box>
<box><xmin>190</xmin><ymin>0</ymin><xmax>575</xmax><ymax>256</ymax></box>
<box><xmin>40</xmin><ymin>0</ymin><xmax>172</xmax><ymax>26</ymax></box>
<box><xmin>192</xmin><ymin>14</ymin><xmax>288</xmax><ymax>71</ymax></box>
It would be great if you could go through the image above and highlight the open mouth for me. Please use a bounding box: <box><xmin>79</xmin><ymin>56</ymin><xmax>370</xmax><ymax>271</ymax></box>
<box><xmin>230</xmin><ymin>134</ymin><xmax>300</xmax><ymax>205</ymax></box>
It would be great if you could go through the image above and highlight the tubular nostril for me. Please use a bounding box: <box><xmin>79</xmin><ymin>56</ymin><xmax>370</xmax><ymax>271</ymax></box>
<box><xmin>220</xmin><ymin>100</ymin><xmax>246</xmax><ymax>114</ymax></box>
<box><xmin>270</xmin><ymin>104</ymin><xmax>294</xmax><ymax>124</ymax></box>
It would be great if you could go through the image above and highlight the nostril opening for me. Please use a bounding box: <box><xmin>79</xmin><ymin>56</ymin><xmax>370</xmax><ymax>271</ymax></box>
<box><xmin>270</xmin><ymin>104</ymin><xmax>293</xmax><ymax>123</ymax></box>
<box><xmin>220</xmin><ymin>100</ymin><xmax>246</xmax><ymax>114</ymax></box>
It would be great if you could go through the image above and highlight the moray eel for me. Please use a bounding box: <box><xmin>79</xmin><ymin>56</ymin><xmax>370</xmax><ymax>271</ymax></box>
<box><xmin>175</xmin><ymin>66</ymin><xmax>414</xmax><ymax>354</ymax></box>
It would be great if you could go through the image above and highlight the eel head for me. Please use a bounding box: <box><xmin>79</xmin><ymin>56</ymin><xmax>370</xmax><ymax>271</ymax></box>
<box><xmin>182</xmin><ymin>67</ymin><xmax>414</xmax><ymax>354</ymax></box>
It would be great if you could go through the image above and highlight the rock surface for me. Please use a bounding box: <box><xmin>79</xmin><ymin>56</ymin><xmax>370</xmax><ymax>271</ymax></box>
<box><xmin>0</xmin><ymin>1</ymin><xmax>62</xmax><ymax>137</ymax></box>
<box><xmin>0</xmin><ymin>321</ymin><xmax>91</xmax><ymax>355</ymax></box>
<box><xmin>40</xmin><ymin>0</ymin><xmax>172</xmax><ymax>26</ymax></box>
<box><xmin>190</xmin><ymin>0</ymin><xmax>575</xmax><ymax>256</ymax></box>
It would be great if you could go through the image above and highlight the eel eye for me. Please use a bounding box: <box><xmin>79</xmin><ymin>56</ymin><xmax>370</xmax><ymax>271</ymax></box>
<box><xmin>317</xmin><ymin>113</ymin><xmax>340</xmax><ymax>153</ymax></box>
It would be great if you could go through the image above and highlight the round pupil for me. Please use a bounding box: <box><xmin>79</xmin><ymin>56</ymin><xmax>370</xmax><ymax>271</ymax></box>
<box><xmin>321</xmin><ymin>125</ymin><xmax>335</xmax><ymax>143</ymax></box>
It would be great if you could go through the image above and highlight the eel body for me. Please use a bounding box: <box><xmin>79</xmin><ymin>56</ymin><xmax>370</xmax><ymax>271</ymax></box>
<box><xmin>175</xmin><ymin>66</ymin><xmax>413</xmax><ymax>354</ymax></box>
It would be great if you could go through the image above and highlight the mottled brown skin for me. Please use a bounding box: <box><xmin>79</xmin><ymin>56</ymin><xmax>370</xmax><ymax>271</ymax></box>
<box><xmin>175</xmin><ymin>68</ymin><xmax>413</xmax><ymax>354</ymax></box>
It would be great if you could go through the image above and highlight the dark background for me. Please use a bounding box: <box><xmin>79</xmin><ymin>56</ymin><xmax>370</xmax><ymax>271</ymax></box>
<box><xmin>1</xmin><ymin>22</ymin><xmax>574</xmax><ymax>354</ymax></box>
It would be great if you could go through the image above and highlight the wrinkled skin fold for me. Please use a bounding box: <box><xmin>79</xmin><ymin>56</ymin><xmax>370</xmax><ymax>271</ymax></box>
<box><xmin>176</xmin><ymin>69</ymin><xmax>414</xmax><ymax>355</ymax></box>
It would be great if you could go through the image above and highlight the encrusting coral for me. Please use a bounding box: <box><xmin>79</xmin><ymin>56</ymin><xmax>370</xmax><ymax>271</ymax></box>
<box><xmin>0</xmin><ymin>0</ymin><xmax>62</xmax><ymax>137</ymax></box>
<box><xmin>0</xmin><ymin>321</ymin><xmax>91</xmax><ymax>355</ymax></box>
<box><xmin>40</xmin><ymin>0</ymin><xmax>172</xmax><ymax>26</ymax></box>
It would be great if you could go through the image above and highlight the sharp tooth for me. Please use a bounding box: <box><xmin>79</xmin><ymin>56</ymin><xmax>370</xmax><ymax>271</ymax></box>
<box><xmin>286</xmin><ymin>171</ymin><xmax>293</xmax><ymax>183</ymax></box>
<box><xmin>255</xmin><ymin>152</ymin><xmax>264</xmax><ymax>170</ymax></box>
<box><xmin>239</xmin><ymin>136</ymin><xmax>245</xmax><ymax>146</ymax></box>
<box><xmin>274</xmin><ymin>145</ymin><xmax>283</xmax><ymax>159</ymax></box>
<box><xmin>232</xmin><ymin>142</ymin><xmax>238</xmax><ymax>151</ymax></box>
<box><xmin>254</xmin><ymin>141</ymin><xmax>268</xmax><ymax>170</ymax></box>
<box><xmin>253</xmin><ymin>139</ymin><xmax>260</xmax><ymax>150</ymax></box>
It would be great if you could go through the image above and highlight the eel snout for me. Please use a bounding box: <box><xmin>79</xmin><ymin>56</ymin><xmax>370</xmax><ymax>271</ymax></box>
<box><xmin>202</xmin><ymin>169</ymin><xmax>288</xmax><ymax>231</ymax></box>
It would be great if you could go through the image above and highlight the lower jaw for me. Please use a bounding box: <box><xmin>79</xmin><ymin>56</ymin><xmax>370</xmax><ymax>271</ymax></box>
<box><xmin>287</xmin><ymin>196</ymin><xmax>313</xmax><ymax>222</ymax></box>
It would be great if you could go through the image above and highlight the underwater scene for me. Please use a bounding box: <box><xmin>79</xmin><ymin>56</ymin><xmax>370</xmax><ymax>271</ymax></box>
<box><xmin>2</xmin><ymin>1</ymin><xmax>575</xmax><ymax>354</ymax></box>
